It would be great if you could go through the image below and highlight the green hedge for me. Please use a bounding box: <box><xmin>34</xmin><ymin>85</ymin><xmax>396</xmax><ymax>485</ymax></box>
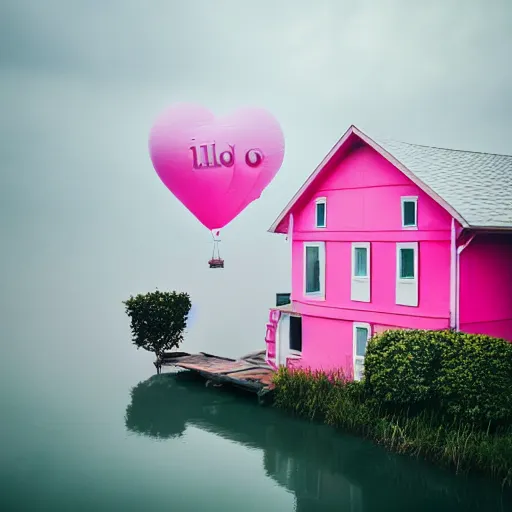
<box><xmin>364</xmin><ymin>329</ymin><xmax>512</xmax><ymax>426</ymax></box>
<box><xmin>438</xmin><ymin>332</ymin><xmax>512</xmax><ymax>426</ymax></box>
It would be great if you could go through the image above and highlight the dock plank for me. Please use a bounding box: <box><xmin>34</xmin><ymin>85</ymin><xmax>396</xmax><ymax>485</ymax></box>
<box><xmin>160</xmin><ymin>349</ymin><xmax>275</xmax><ymax>397</ymax></box>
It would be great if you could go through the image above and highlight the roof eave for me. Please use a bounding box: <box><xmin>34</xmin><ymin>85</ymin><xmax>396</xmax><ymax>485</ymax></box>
<box><xmin>465</xmin><ymin>225</ymin><xmax>512</xmax><ymax>232</ymax></box>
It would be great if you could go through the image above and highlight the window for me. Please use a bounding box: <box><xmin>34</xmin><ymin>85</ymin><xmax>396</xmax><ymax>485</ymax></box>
<box><xmin>303</xmin><ymin>242</ymin><xmax>325</xmax><ymax>298</ymax></box>
<box><xmin>396</xmin><ymin>242</ymin><xmax>418</xmax><ymax>306</ymax></box>
<box><xmin>351</xmin><ymin>242</ymin><xmax>370</xmax><ymax>302</ymax></box>
<box><xmin>399</xmin><ymin>248</ymin><xmax>415</xmax><ymax>279</ymax></box>
<box><xmin>354</xmin><ymin>247</ymin><xmax>368</xmax><ymax>277</ymax></box>
<box><xmin>401</xmin><ymin>196</ymin><xmax>418</xmax><ymax>228</ymax></box>
<box><xmin>353</xmin><ymin>323</ymin><xmax>371</xmax><ymax>381</ymax></box>
<box><xmin>289</xmin><ymin>316</ymin><xmax>302</xmax><ymax>352</ymax></box>
<box><xmin>306</xmin><ymin>246</ymin><xmax>320</xmax><ymax>293</ymax></box>
<box><xmin>315</xmin><ymin>198</ymin><xmax>326</xmax><ymax>228</ymax></box>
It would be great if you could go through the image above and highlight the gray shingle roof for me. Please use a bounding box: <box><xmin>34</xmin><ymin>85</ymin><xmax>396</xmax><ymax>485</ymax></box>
<box><xmin>375</xmin><ymin>138</ymin><xmax>512</xmax><ymax>228</ymax></box>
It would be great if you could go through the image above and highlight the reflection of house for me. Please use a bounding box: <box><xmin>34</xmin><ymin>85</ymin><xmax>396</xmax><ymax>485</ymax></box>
<box><xmin>265</xmin><ymin>125</ymin><xmax>512</xmax><ymax>378</ymax></box>
<box><xmin>125</xmin><ymin>374</ymin><xmax>511</xmax><ymax>511</ymax></box>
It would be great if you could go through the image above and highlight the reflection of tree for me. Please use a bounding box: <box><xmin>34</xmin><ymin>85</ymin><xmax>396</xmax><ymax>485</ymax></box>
<box><xmin>125</xmin><ymin>373</ymin><xmax>187</xmax><ymax>439</ymax></box>
<box><xmin>124</xmin><ymin>373</ymin><xmax>511</xmax><ymax>512</ymax></box>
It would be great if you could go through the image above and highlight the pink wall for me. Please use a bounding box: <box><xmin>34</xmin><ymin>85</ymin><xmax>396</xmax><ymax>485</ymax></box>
<box><xmin>292</xmin><ymin>240</ymin><xmax>451</xmax><ymax>330</ymax></box>
<box><xmin>271</xmin><ymin>141</ymin><xmax>512</xmax><ymax>374</ymax></box>
<box><xmin>290</xmin><ymin>145</ymin><xmax>452</xmax><ymax>335</ymax></box>
<box><xmin>459</xmin><ymin>233</ymin><xmax>512</xmax><ymax>341</ymax></box>
<box><xmin>291</xmin><ymin>316</ymin><xmax>354</xmax><ymax>376</ymax></box>
<box><xmin>292</xmin><ymin>145</ymin><xmax>453</xmax><ymax>235</ymax></box>
<box><xmin>290</xmin><ymin>316</ymin><xmax>423</xmax><ymax>376</ymax></box>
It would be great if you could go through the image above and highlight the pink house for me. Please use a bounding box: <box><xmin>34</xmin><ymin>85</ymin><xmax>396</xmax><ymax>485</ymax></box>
<box><xmin>264</xmin><ymin>125</ymin><xmax>512</xmax><ymax>380</ymax></box>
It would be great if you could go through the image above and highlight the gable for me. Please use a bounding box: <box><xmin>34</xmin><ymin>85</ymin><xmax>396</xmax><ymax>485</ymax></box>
<box><xmin>269</xmin><ymin>126</ymin><xmax>512</xmax><ymax>234</ymax></box>
<box><xmin>291</xmin><ymin>144</ymin><xmax>452</xmax><ymax>233</ymax></box>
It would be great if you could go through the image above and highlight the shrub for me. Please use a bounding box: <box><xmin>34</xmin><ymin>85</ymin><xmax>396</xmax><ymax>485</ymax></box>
<box><xmin>363</xmin><ymin>329</ymin><xmax>444</xmax><ymax>409</ymax></box>
<box><xmin>437</xmin><ymin>331</ymin><xmax>512</xmax><ymax>426</ymax></box>
<box><xmin>364</xmin><ymin>328</ymin><xmax>512</xmax><ymax>426</ymax></box>
<box><xmin>123</xmin><ymin>289</ymin><xmax>192</xmax><ymax>361</ymax></box>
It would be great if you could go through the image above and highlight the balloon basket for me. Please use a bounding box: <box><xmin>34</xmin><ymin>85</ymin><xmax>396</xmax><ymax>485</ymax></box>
<box><xmin>209</xmin><ymin>231</ymin><xmax>223</xmax><ymax>268</ymax></box>
<box><xmin>208</xmin><ymin>258</ymin><xmax>224</xmax><ymax>269</ymax></box>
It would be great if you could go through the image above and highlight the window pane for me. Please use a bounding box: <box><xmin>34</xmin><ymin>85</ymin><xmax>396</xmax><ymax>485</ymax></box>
<box><xmin>316</xmin><ymin>202</ymin><xmax>325</xmax><ymax>226</ymax></box>
<box><xmin>403</xmin><ymin>201</ymin><xmax>416</xmax><ymax>226</ymax></box>
<box><xmin>306</xmin><ymin>246</ymin><xmax>320</xmax><ymax>293</ymax></box>
<box><xmin>400</xmin><ymin>248</ymin><xmax>415</xmax><ymax>279</ymax></box>
<box><xmin>354</xmin><ymin>359</ymin><xmax>365</xmax><ymax>381</ymax></box>
<box><xmin>354</xmin><ymin>247</ymin><xmax>367</xmax><ymax>277</ymax></box>
<box><xmin>356</xmin><ymin>327</ymin><xmax>368</xmax><ymax>356</ymax></box>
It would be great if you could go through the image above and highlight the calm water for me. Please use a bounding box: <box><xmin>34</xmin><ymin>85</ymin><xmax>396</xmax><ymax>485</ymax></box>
<box><xmin>1</xmin><ymin>358</ymin><xmax>511</xmax><ymax>512</ymax></box>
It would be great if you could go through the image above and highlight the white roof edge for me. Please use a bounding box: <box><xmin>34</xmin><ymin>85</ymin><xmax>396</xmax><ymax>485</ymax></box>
<box><xmin>268</xmin><ymin>125</ymin><xmax>470</xmax><ymax>233</ymax></box>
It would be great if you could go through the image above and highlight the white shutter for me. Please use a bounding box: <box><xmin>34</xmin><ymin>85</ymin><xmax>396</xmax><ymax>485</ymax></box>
<box><xmin>396</xmin><ymin>242</ymin><xmax>419</xmax><ymax>307</ymax></box>
<box><xmin>351</xmin><ymin>242</ymin><xmax>370</xmax><ymax>302</ymax></box>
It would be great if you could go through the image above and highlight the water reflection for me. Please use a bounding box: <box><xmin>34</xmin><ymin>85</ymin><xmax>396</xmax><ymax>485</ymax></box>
<box><xmin>125</xmin><ymin>372</ymin><xmax>511</xmax><ymax>512</ymax></box>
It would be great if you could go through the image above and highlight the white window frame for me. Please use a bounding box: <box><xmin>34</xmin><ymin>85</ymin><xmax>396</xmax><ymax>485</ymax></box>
<box><xmin>303</xmin><ymin>241</ymin><xmax>326</xmax><ymax>300</ymax></box>
<box><xmin>353</xmin><ymin>322</ymin><xmax>371</xmax><ymax>382</ymax></box>
<box><xmin>315</xmin><ymin>197</ymin><xmax>327</xmax><ymax>228</ymax></box>
<box><xmin>401</xmin><ymin>196</ymin><xmax>418</xmax><ymax>229</ymax></box>
<box><xmin>396</xmin><ymin>242</ymin><xmax>419</xmax><ymax>307</ymax></box>
<box><xmin>351</xmin><ymin>242</ymin><xmax>371</xmax><ymax>302</ymax></box>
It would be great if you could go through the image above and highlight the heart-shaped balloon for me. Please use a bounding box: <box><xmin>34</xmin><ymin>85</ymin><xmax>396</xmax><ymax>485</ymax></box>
<box><xmin>148</xmin><ymin>103</ymin><xmax>285</xmax><ymax>231</ymax></box>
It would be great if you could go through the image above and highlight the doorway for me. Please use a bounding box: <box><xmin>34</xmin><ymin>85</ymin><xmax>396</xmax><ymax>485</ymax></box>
<box><xmin>277</xmin><ymin>314</ymin><xmax>303</xmax><ymax>366</ymax></box>
<box><xmin>289</xmin><ymin>316</ymin><xmax>302</xmax><ymax>353</ymax></box>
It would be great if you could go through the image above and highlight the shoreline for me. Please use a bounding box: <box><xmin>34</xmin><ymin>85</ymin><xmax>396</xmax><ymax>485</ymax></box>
<box><xmin>272</xmin><ymin>367</ymin><xmax>512</xmax><ymax>488</ymax></box>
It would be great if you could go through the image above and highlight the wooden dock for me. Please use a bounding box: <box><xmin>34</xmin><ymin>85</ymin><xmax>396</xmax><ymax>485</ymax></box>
<box><xmin>157</xmin><ymin>349</ymin><xmax>275</xmax><ymax>403</ymax></box>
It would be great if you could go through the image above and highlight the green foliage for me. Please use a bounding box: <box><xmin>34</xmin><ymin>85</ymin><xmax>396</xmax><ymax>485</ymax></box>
<box><xmin>273</xmin><ymin>367</ymin><xmax>373</xmax><ymax>433</ymax></box>
<box><xmin>273</xmin><ymin>366</ymin><xmax>352</xmax><ymax>421</ymax></box>
<box><xmin>272</xmin><ymin>367</ymin><xmax>512</xmax><ymax>486</ymax></box>
<box><xmin>364</xmin><ymin>329</ymin><xmax>443</xmax><ymax>407</ymax></box>
<box><xmin>364</xmin><ymin>329</ymin><xmax>512</xmax><ymax>426</ymax></box>
<box><xmin>123</xmin><ymin>289</ymin><xmax>192</xmax><ymax>358</ymax></box>
<box><xmin>437</xmin><ymin>332</ymin><xmax>512</xmax><ymax>426</ymax></box>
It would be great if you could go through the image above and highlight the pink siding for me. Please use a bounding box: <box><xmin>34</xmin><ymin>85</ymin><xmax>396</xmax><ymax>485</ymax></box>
<box><xmin>290</xmin><ymin>146</ymin><xmax>451</xmax><ymax>343</ymax></box>
<box><xmin>292</xmin><ymin>240</ymin><xmax>451</xmax><ymax>329</ymax></box>
<box><xmin>290</xmin><ymin>316</ymin><xmax>353</xmax><ymax>376</ymax></box>
<box><xmin>292</xmin><ymin>145</ymin><xmax>453</xmax><ymax>234</ymax></box>
<box><xmin>289</xmin><ymin>316</ymin><xmax>428</xmax><ymax>377</ymax></box>
<box><xmin>459</xmin><ymin>234</ymin><xmax>512</xmax><ymax>341</ymax></box>
<box><xmin>270</xmin><ymin>141</ymin><xmax>512</xmax><ymax>375</ymax></box>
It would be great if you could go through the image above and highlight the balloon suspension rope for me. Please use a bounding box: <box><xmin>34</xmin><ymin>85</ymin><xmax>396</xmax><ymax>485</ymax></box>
<box><xmin>211</xmin><ymin>230</ymin><xmax>221</xmax><ymax>260</ymax></box>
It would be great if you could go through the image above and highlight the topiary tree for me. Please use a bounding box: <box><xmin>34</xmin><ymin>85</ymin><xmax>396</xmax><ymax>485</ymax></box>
<box><xmin>123</xmin><ymin>289</ymin><xmax>192</xmax><ymax>372</ymax></box>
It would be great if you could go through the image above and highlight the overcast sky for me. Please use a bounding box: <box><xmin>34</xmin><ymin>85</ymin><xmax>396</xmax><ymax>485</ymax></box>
<box><xmin>1</xmin><ymin>0</ymin><xmax>511</xmax><ymax>370</ymax></box>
